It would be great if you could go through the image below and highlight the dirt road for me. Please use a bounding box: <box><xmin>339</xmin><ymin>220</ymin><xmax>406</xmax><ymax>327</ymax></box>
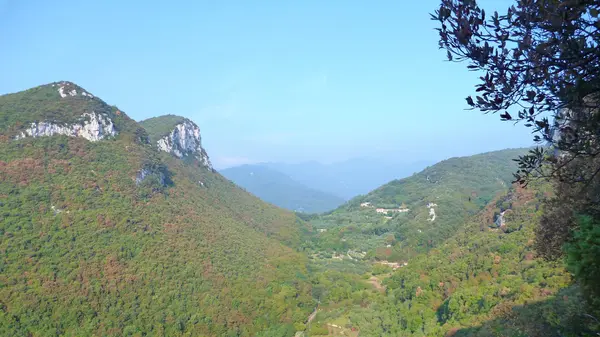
<box><xmin>368</xmin><ymin>276</ymin><xmax>386</xmax><ymax>292</ymax></box>
<box><xmin>307</xmin><ymin>307</ymin><xmax>318</xmax><ymax>324</ymax></box>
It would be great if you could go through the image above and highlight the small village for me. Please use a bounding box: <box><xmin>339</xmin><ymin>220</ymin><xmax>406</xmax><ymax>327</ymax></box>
<box><xmin>359</xmin><ymin>201</ymin><xmax>410</xmax><ymax>214</ymax></box>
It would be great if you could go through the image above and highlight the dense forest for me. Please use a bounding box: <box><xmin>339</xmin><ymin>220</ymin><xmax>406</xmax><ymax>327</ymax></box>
<box><xmin>302</xmin><ymin>181</ymin><xmax>594</xmax><ymax>336</ymax></box>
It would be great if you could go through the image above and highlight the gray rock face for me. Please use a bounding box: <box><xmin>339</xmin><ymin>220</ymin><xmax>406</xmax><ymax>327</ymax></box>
<box><xmin>135</xmin><ymin>168</ymin><xmax>166</xmax><ymax>186</ymax></box>
<box><xmin>54</xmin><ymin>81</ymin><xmax>94</xmax><ymax>99</ymax></box>
<box><xmin>156</xmin><ymin>120</ymin><xmax>213</xmax><ymax>169</ymax></box>
<box><xmin>135</xmin><ymin>168</ymin><xmax>151</xmax><ymax>185</ymax></box>
<box><xmin>494</xmin><ymin>211</ymin><xmax>506</xmax><ymax>227</ymax></box>
<box><xmin>15</xmin><ymin>112</ymin><xmax>117</xmax><ymax>142</ymax></box>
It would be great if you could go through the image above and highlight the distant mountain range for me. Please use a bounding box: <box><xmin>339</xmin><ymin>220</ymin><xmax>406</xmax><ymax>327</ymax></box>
<box><xmin>220</xmin><ymin>158</ymin><xmax>433</xmax><ymax>213</ymax></box>
<box><xmin>262</xmin><ymin>158</ymin><xmax>434</xmax><ymax>200</ymax></box>
<box><xmin>220</xmin><ymin>164</ymin><xmax>345</xmax><ymax>213</ymax></box>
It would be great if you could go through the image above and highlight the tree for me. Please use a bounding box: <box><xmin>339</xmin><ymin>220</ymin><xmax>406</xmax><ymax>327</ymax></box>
<box><xmin>432</xmin><ymin>0</ymin><xmax>600</xmax><ymax>310</ymax></box>
<box><xmin>565</xmin><ymin>215</ymin><xmax>600</xmax><ymax>309</ymax></box>
<box><xmin>432</xmin><ymin>0</ymin><xmax>600</xmax><ymax>184</ymax></box>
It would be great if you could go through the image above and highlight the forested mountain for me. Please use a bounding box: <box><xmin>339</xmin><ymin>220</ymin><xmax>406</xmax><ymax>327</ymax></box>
<box><xmin>305</xmin><ymin>182</ymin><xmax>591</xmax><ymax>336</ymax></box>
<box><xmin>300</xmin><ymin>151</ymin><xmax>594</xmax><ymax>336</ymax></box>
<box><xmin>263</xmin><ymin>158</ymin><xmax>433</xmax><ymax>200</ymax></box>
<box><xmin>220</xmin><ymin>164</ymin><xmax>345</xmax><ymax>213</ymax></box>
<box><xmin>351</xmin><ymin>149</ymin><xmax>527</xmax><ymax>208</ymax></box>
<box><xmin>313</xmin><ymin>149</ymin><xmax>528</xmax><ymax>258</ymax></box>
<box><xmin>0</xmin><ymin>82</ymin><xmax>314</xmax><ymax>336</ymax></box>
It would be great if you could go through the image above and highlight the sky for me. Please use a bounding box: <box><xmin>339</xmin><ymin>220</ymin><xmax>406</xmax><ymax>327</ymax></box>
<box><xmin>0</xmin><ymin>0</ymin><xmax>532</xmax><ymax>169</ymax></box>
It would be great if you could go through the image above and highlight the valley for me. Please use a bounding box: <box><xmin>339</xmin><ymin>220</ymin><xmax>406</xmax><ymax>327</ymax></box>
<box><xmin>0</xmin><ymin>82</ymin><xmax>597</xmax><ymax>336</ymax></box>
<box><xmin>3</xmin><ymin>0</ymin><xmax>600</xmax><ymax>335</ymax></box>
<box><xmin>296</xmin><ymin>179</ymin><xmax>582</xmax><ymax>336</ymax></box>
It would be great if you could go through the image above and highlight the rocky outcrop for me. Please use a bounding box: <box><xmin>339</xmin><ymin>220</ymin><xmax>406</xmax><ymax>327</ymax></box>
<box><xmin>427</xmin><ymin>202</ymin><xmax>437</xmax><ymax>222</ymax></box>
<box><xmin>15</xmin><ymin>112</ymin><xmax>117</xmax><ymax>142</ymax></box>
<box><xmin>494</xmin><ymin>211</ymin><xmax>506</xmax><ymax>227</ymax></box>
<box><xmin>135</xmin><ymin>168</ymin><xmax>166</xmax><ymax>186</ymax></box>
<box><xmin>136</xmin><ymin>169</ymin><xmax>153</xmax><ymax>185</ymax></box>
<box><xmin>53</xmin><ymin>81</ymin><xmax>95</xmax><ymax>99</ymax></box>
<box><xmin>156</xmin><ymin>120</ymin><xmax>213</xmax><ymax>169</ymax></box>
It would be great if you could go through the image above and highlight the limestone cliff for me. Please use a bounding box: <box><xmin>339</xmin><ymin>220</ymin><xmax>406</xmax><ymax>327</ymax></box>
<box><xmin>140</xmin><ymin>115</ymin><xmax>213</xmax><ymax>169</ymax></box>
<box><xmin>15</xmin><ymin>112</ymin><xmax>117</xmax><ymax>141</ymax></box>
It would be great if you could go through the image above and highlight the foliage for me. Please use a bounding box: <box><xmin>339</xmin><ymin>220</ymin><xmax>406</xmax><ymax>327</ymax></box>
<box><xmin>310</xmin><ymin>324</ymin><xmax>329</xmax><ymax>335</ymax></box>
<box><xmin>307</xmin><ymin>183</ymin><xmax>596</xmax><ymax>336</ymax></box>
<box><xmin>536</xmin><ymin>152</ymin><xmax>600</xmax><ymax>256</ymax></box>
<box><xmin>433</xmin><ymin>0</ymin><xmax>600</xmax><ymax>316</ymax></box>
<box><xmin>453</xmin><ymin>286</ymin><xmax>598</xmax><ymax>337</ymax></box>
<box><xmin>317</xmin><ymin>149</ymin><xmax>527</xmax><ymax>257</ymax></box>
<box><xmin>350</xmin><ymin>149</ymin><xmax>526</xmax><ymax>208</ymax></box>
<box><xmin>433</xmin><ymin>0</ymin><xmax>600</xmax><ymax>185</ymax></box>
<box><xmin>565</xmin><ymin>215</ymin><xmax>600</xmax><ymax>310</ymax></box>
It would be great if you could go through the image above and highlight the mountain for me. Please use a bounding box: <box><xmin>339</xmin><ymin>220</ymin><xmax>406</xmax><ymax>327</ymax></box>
<box><xmin>307</xmin><ymin>182</ymin><xmax>587</xmax><ymax>336</ymax></box>
<box><xmin>314</xmin><ymin>148</ymin><xmax>529</xmax><ymax>257</ymax></box>
<box><xmin>352</xmin><ymin>148</ymin><xmax>528</xmax><ymax>208</ymax></box>
<box><xmin>263</xmin><ymin>158</ymin><xmax>434</xmax><ymax>200</ymax></box>
<box><xmin>0</xmin><ymin>82</ymin><xmax>313</xmax><ymax>336</ymax></box>
<box><xmin>303</xmin><ymin>152</ymin><xmax>590</xmax><ymax>336</ymax></box>
<box><xmin>220</xmin><ymin>164</ymin><xmax>345</xmax><ymax>213</ymax></box>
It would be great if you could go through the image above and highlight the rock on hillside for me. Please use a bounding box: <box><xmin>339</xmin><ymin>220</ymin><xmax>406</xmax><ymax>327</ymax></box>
<box><xmin>140</xmin><ymin>115</ymin><xmax>212</xmax><ymax>169</ymax></box>
<box><xmin>14</xmin><ymin>111</ymin><xmax>117</xmax><ymax>142</ymax></box>
<box><xmin>0</xmin><ymin>81</ymin><xmax>137</xmax><ymax>133</ymax></box>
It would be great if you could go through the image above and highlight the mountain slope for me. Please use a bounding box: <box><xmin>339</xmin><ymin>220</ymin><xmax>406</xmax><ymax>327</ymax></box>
<box><xmin>353</xmin><ymin>149</ymin><xmax>527</xmax><ymax>208</ymax></box>
<box><xmin>0</xmin><ymin>82</ymin><xmax>313</xmax><ymax>337</ymax></box>
<box><xmin>314</xmin><ymin>149</ymin><xmax>528</xmax><ymax>257</ymax></box>
<box><xmin>309</xmin><ymin>183</ymin><xmax>586</xmax><ymax>336</ymax></box>
<box><xmin>220</xmin><ymin>164</ymin><xmax>345</xmax><ymax>213</ymax></box>
<box><xmin>302</xmin><ymin>150</ymin><xmax>590</xmax><ymax>336</ymax></box>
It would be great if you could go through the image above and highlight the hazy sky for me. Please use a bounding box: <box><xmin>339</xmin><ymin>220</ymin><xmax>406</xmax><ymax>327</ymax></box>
<box><xmin>0</xmin><ymin>0</ymin><xmax>531</xmax><ymax>168</ymax></box>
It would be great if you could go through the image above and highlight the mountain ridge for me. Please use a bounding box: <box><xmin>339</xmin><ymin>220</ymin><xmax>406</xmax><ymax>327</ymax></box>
<box><xmin>220</xmin><ymin>164</ymin><xmax>345</xmax><ymax>213</ymax></box>
<box><xmin>312</xmin><ymin>148</ymin><xmax>529</xmax><ymax>259</ymax></box>
<box><xmin>302</xmin><ymin>154</ymin><xmax>586</xmax><ymax>336</ymax></box>
<box><xmin>261</xmin><ymin>158</ymin><xmax>434</xmax><ymax>200</ymax></box>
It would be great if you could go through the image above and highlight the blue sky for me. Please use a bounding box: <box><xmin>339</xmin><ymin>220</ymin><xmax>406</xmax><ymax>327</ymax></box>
<box><xmin>0</xmin><ymin>0</ymin><xmax>531</xmax><ymax>168</ymax></box>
